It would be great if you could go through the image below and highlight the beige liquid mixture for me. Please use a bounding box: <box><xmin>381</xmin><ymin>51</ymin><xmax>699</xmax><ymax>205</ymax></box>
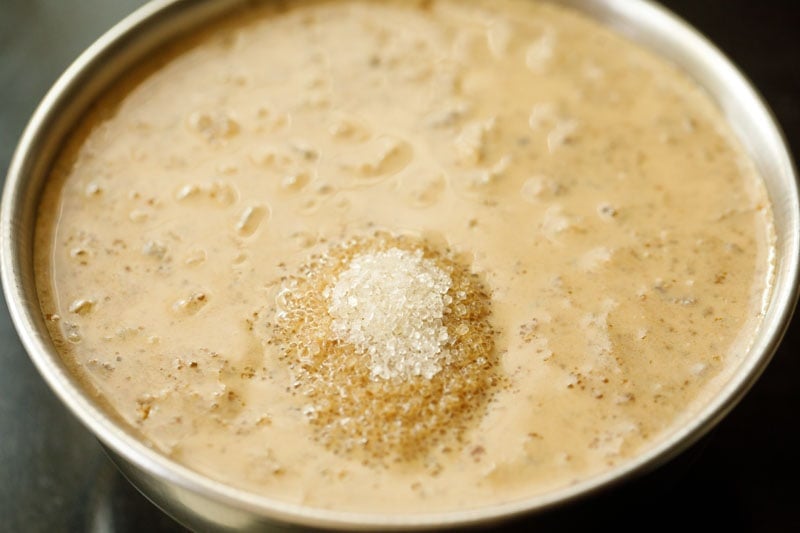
<box><xmin>35</xmin><ymin>0</ymin><xmax>773</xmax><ymax>514</ymax></box>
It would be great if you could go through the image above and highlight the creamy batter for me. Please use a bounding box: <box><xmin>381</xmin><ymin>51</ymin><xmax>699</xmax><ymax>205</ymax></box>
<box><xmin>35</xmin><ymin>0</ymin><xmax>773</xmax><ymax>514</ymax></box>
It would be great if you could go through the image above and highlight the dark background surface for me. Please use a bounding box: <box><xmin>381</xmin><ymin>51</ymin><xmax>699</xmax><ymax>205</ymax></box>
<box><xmin>1</xmin><ymin>1</ymin><xmax>798</xmax><ymax>532</ymax></box>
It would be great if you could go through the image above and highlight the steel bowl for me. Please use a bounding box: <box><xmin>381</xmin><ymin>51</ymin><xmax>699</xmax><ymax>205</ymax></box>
<box><xmin>2</xmin><ymin>0</ymin><xmax>798</xmax><ymax>530</ymax></box>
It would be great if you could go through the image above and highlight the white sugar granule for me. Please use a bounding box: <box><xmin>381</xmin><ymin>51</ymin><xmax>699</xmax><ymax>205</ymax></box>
<box><xmin>326</xmin><ymin>247</ymin><xmax>452</xmax><ymax>380</ymax></box>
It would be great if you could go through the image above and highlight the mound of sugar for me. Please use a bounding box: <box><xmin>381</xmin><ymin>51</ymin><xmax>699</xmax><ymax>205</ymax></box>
<box><xmin>326</xmin><ymin>248</ymin><xmax>451</xmax><ymax>380</ymax></box>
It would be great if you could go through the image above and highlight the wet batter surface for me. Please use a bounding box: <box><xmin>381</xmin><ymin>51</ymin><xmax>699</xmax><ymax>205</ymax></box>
<box><xmin>35</xmin><ymin>0</ymin><xmax>773</xmax><ymax>514</ymax></box>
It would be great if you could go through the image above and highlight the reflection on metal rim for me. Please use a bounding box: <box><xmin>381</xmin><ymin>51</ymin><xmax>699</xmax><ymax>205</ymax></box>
<box><xmin>1</xmin><ymin>0</ymin><xmax>798</xmax><ymax>530</ymax></box>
